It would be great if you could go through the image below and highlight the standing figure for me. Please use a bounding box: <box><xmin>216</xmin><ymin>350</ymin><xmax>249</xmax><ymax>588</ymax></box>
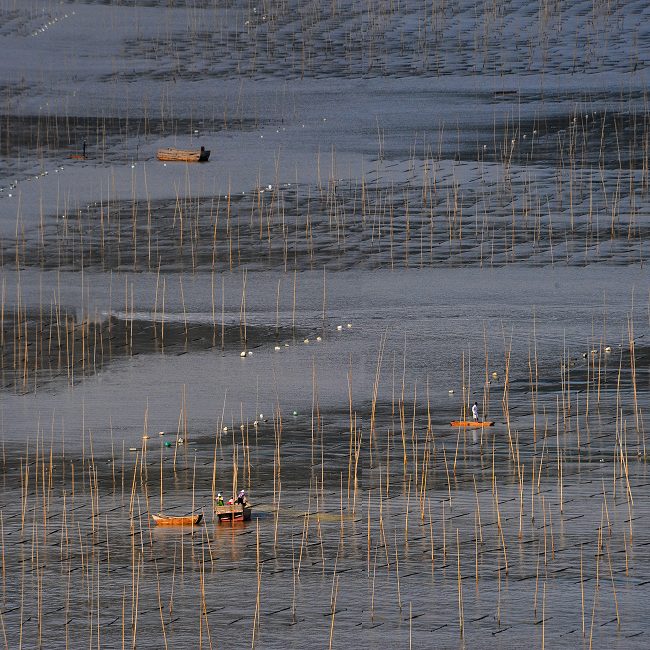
<box><xmin>472</xmin><ymin>402</ymin><xmax>479</xmax><ymax>422</ymax></box>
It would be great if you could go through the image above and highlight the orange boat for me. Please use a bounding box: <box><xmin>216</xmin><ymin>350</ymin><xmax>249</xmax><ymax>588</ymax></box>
<box><xmin>152</xmin><ymin>513</ymin><xmax>203</xmax><ymax>526</ymax></box>
<box><xmin>450</xmin><ymin>421</ymin><xmax>494</xmax><ymax>428</ymax></box>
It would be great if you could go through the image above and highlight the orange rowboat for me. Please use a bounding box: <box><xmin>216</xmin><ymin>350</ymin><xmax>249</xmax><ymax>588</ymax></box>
<box><xmin>450</xmin><ymin>421</ymin><xmax>495</xmax><ymax>428</ymax></box>
<box><xmin>152</xmin><ymin>513</ymin><xmax>203</xmax><ymax>526</ymax></box>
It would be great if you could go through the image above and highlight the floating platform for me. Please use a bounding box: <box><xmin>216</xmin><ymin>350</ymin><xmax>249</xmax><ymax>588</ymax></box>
<box><xmin>215</xmin><ymin>503</ymin><xmax>252</xmax><ymax>522</ymax></box>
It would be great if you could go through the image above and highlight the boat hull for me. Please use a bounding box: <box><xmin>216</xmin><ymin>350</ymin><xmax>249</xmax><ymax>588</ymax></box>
<box><xmin>152</xmin><ymin>513</ymin><xmax>203</xmax><ymax>526</ymax></box>
<box><xmin>156</xmin><ymin>147</ymin><xmax>210</xmax><ymax>162</ymax></box>
<box><xmin>450</xmin><ymin>421</ymin><xmax>495</xmax><ymax>428</ymax></box>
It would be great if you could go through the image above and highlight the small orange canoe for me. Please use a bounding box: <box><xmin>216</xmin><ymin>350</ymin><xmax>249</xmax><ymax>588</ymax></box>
<box><xmin>450</xmin><ymin>421</ymin><xmax>495</xmax><ymax>428</ymax></box>
<box><xmin>152</xmin><ymin>513</ymin><xmax>202</xmax><ymax>526</ymax></box>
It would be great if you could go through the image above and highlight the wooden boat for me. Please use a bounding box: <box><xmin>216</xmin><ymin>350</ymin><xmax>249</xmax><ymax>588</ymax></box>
<box><xmin>450</xmin><ymin>420</ymin><xmax>495</xmax><ymax>428</ymax></box>
<box><xmin>215</xmin><ymin>503</ymin><xmax>252</xmax><ymax>523</ymax></box>
<box><xmin>217</xmin><ymin>452</ymin><xmax>252</xmax><ymax>522</ymax></box>
<box><xmin>152</xmin><ymin>513</ymin><xmax>203</xmax><ymax>526</ymax></box>
<box><xmin>156</xmin><ymin>147</ymin><xmax>210</xmax><ymax>163</ymax></box>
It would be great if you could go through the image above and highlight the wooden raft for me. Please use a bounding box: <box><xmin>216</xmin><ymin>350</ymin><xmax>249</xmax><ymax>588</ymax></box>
<box><xmin>215</xmin><ymin>503</ymin><xmax>253</xmax><ymax>522</ymax></box>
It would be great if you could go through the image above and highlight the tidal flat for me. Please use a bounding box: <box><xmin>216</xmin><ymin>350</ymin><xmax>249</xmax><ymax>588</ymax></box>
<box><xmin>0</xmin><ymin>0</ymin><xmax>649</xmax><ymax>647</ymax></box>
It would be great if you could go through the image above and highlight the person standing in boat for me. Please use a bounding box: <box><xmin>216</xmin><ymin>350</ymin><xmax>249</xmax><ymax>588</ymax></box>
<box><xmin>237</xmin><ymin>489</ymin><xmax>247</xmax><ymax>505</ymax></box>
<box><xmin>472</xmin><ymin>402</ymin><xmax>479</xmax><ymax>422</ymax></box>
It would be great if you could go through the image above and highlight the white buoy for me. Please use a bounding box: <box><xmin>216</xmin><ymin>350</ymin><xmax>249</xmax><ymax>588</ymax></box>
<box><xmin>316</xmin><ymin>336</ymin><xmax>322</xmax><ymax>342</ymax></box>
<box><xmin>248</xmin><ymin>350</ymin><xmax>253</xmax><ymax>356</ymax></box>
<box><xmin>337</xmin><ymin>325</ymin><xmax>343</xmax><ymax>331</ymax></box>
<box><xmin>274</xmin><ymin>345</ymin><xmax>281</xmax><ymax>351</ymax></box>
<box><xmin>240</xmin><ymin>350</ymin><xmax>247</xmax><ymax>357</ymax></box>
<box><xmin>253</xmin><ymin>420</ymin><xmax>259</xmax><ymax>427</ymax></box>
<box><xmin>303</xmin><ymin>338</ymin><xmax>309</xmax><ymax>344</ymax></box>
<box><xmin>448</xmin><ymin>389</ymin><xmax>454</xmax><ymax>394</ymax></box>
<box><xmin>347</xmin><ymin>323</ymin><xmax>352</xmax><ymax>328</ymax></box>
<box><xmin>605</xmin><ymin>346</ymin><xmax>612</xmax><ymax>353</ymax></box>
<box><xmin>259</xmin><ymin>413</ymin><xmax>264</xmax><ymax>419</ymax></box>
<box><xmin>159</xmin><ymin>431</ymin><xmax>165</xmax><ymax>436</ymax></box>
<box><xmin>223</xmin><ymin>426</ymin><xmax>228</xmax><ymax>433</ymax></box>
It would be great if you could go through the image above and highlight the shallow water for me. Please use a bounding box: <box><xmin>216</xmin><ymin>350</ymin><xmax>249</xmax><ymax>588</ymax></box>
<box><xmin>1</xmin><ymin>0</ymin><xmax>649</xmax><ymax>647</ymax></box>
